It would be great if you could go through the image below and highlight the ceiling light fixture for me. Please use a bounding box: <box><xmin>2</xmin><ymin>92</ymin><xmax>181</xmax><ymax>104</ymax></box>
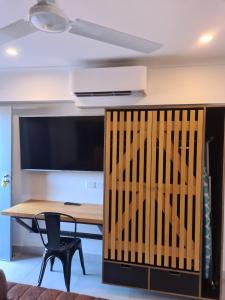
<box><xmin>5</xmin><ymin>47</ymin><xmax>18</xmax><ymax>56</ymax></box>
<box><xmin>199</xmin><ymin>33</ymin><xmax>214</xmax><ymax>44</ymax></box>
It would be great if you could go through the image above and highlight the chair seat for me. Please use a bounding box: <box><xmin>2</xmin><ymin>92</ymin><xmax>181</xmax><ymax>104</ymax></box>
<box><xmin>47</xmin><ymin>237</ymin><xmax>81</xmax><ymax>252</ymax></box>
<box><xmin>60</xmin><ymin>237</ymin><xmax>81</xmax><ymax>248</ymax></box>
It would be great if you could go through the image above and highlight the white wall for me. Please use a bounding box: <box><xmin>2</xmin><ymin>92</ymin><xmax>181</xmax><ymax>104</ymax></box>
<box><xmin>0</xmin><ymin>68</ymin><xmax>74</xmax><ymax>102</ymax></box>
<box><xmin>146</xmin><ymin>63</ymin><xmax>225</xmax><ymax>105</ymax></box>
<box><xmin>1</xmin><ymin>63</ymin><xmax>225</xmax><ymax>263</ymax></box>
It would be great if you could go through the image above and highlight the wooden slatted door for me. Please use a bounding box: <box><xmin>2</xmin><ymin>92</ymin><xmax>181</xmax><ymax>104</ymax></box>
<box><xmin>150</xmin><ymin>109</ymin><xmax>204</xmax><ymax>272</ymax></box>
<box><xmin>104</xmin><ymin>109</ymin><xmax>152</xmax><ymax>264</ymax></box>
<box><xmin>104</xmin><ymin>108</ymin><xmax>204</xmax><ymax>272</ymax></box>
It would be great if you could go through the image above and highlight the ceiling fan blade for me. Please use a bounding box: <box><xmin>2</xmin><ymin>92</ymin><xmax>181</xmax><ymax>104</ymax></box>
<box><xmin>69</xmin><ymin>19</ymin><xmax>162</xmax><ymax>53</ymax></box>
<box><xmin>0</xmin><ymin>19</ymin><xmax>37</xmax><ymax>46</ymax></box>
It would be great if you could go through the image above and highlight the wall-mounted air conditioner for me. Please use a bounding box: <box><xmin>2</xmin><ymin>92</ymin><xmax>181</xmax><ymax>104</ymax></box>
<box><xmin>69</xmin><ymin>66</ymin><xmax>147</xmax><ymax>107</ymax></box>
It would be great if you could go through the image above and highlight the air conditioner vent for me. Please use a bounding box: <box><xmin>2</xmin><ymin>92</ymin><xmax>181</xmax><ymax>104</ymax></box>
<box><xmin>75</xmin><ymin>90</ymin><xmax>139</xmax><ymax>97</ymax></box>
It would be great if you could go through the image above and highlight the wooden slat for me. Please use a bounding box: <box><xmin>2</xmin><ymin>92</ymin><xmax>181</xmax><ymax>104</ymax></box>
<box><xmin>131</xmin><ymin>111</ymin><xmax>138</xmax><ymax>262</ymax></box>
<box><xmin>117</xmin><ymin>111</ymin><xmax>125</xmax><ymax>261</ymax></box>
<box><xmin>150</xmin><ymin>111</ymin><xmax>157</xmax><ymax>265</ymax></box>
<box><xmin>179</xmin><ymin>110</ymin><xmax>187</xmax><ymax>269</ymax></box>
<box><xmin>145</xmin><ymin>111</ymin><xmax>152</xmax><ymax>264</ymax></box>
<box><xmin>172</xmin><ymin>110</ymin><xmax>180</xmax><ymax>268</ymax></box>
<box><xmin>164</xmin><ymin>110</ymin><xmax>172</xmax><ymax>267</ymax></box>
<box><xmin>138</xmin><ymin>111</ymin><xmax>146</xmax><ymax>263</ymax></box>
<box><xmin>157</xmin><ymin>110</ymin><xmax>165</xmax><ymax>266</ymax></box>
<box><xmin>124</xmin><ymin>111</ymin><xmax>131</xmax><ymax>261</ymax></box>
<box><xmin>104</xmin><ymin>111</ymin><xmax>111</xmax><ymax>259</ymax></box>
<box><xmin>187</xmin><ymin>110</ymin><xmax>196</xmax><ymax>270</ymax></box>
<box><xmin>110</xmin><ymin>111</ymin><xmax>118</xmax><ymax>260</ymax></box>
<box><xmin>194</xmin><ymin>110</ymin><xmax>204</xmax><ymax>271</ymax></box>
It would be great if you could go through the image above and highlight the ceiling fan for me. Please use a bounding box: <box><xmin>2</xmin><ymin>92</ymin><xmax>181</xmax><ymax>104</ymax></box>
<box><xmin>0</xmin><ymin>0</ymin><xmax>162</xmax><ymax>54</ymax></box>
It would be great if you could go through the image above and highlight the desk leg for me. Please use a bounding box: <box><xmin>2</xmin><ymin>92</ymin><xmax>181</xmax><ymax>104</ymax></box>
<box><xmin>15</xmin><ymin>218</ymin><xmax>34</xmax><ymax>232</ymax></box>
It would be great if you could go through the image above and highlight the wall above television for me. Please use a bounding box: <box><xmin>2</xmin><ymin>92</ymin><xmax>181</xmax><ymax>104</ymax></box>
<box><xmin>19</xmin><ymin>116</ymin><xmax>104</xmax><ymax>172</ymax></box>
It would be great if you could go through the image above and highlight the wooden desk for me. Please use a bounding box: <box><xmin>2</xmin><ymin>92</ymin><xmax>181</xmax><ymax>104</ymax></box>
<box><xmin>2</xmin><ymin>199</ymin><xmax>103</xmax><ymax>240</ymax></box>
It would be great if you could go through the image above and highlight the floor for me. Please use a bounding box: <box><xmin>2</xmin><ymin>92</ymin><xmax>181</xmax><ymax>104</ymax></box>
<box><xmin>0</xmin><ymin>252</ymin><xmax>223</xmax><ymax>300</ymax></box>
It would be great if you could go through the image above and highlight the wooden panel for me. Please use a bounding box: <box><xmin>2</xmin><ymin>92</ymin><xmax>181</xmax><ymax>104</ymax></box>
<box><xmin>104</xmin><ymin>111</ymin><xmax>111</xmax><ymax>259</ymax></box>
<box><xmin>150</xmin><ymin>111</ymin><xmax>158</xmax><ymax>265</ymax></box>
<box><xmin>111</xmin><ymin>111</ymin><xmax>118</xmax><ymax>260</ymax></box>
<box><xmin>124</xmin><ymin>111</ymin><xmax>131</xmax><ymax>261</ymax></box>
<box><xmin>131</xmin><ymin>111</ymin><xmax>138</xmax><ymax>262</ymax></box>
<box><xmin>179</xmin><ymin>110</ymin><xmax>187</xmax><ymax>269</ymax></box>
<box><xmin>111</xmin><ymin>121</ymin><xmax>197</xmax><ymax>187</ymax></box>
<box><xmin>156</xmin><ymin>111</ymin><xmax>165</xmax><ymax>266</ymax></box>
<box><xmin>187</xmin><ymin>110</ymin><xmax>196</xmax><ymax>270</ymax></box>
<box><xmin>194</xmin><ymin>110</ymin><xmax>204</xmax><ymax>271</ymax></box>
<box><xmin>138</xmin><ymin>111</ymin><xmax>146</xmax><ymax>263</ymax></box>
<box><xmin>164</xmin><ymin>110</ymin><xmax>172</xmax><ymax>267</ymax></box>
<box><xmin>145</xmin><ymin>111</ymin><xmax>152</xmax><ymax>264</ymax></box>
<box><xmin>171</xmin><ymin>111</ymin><xmax>180</xmax><ymax>268</ymax></box>
<box><xmin>103</xmin><ymin>108</ymin><xmax>204</xmax><ymax>272</ymax></box>
<box><xmin>117</xmin><ymin>111</ymin><xmax>125</xmax><ymax>261</ymax></box>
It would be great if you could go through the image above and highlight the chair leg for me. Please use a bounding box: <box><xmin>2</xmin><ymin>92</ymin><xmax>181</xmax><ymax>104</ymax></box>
<box><xmin>50</xmin><ymin>256</ymin><xmax>55</xmax><ymax>271</ymax></box>
<box><xmin>38</xmin><ymin>253</ymin><xmax>48</xmax><ymax>287</ymax></box>
<box><xmin>78</xmin><ymin>243</ymin><xmax>86</xmax><ymax>275</ymax></box>
<box><xmin>61</xmin><ymin>252</ymin><xmax>72</xmax><ymax>292</ymax></box>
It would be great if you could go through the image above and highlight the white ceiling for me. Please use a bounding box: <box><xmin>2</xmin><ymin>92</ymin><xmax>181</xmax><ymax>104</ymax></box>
<box><xmin>0</xmin><ymin>0</ymin><xmax>225</xmax><ymax>68</ymax></box>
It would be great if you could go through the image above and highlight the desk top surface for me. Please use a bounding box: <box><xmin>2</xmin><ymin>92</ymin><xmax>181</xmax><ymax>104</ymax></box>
<box><xmin>1</xmin><ymin>199</ymin><xmax>103</xmax><ymax>225</ymax></box>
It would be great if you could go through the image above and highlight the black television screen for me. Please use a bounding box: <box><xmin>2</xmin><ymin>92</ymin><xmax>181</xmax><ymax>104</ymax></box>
<box><xmin>19</xmin><ymin>116</ymin><xmax>104</xmax><ymax>171</ymax></box>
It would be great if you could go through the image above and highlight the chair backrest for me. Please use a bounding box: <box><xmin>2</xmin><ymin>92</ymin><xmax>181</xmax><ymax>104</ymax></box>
<box><xmin>34</xmin><ymin>212</ymin><xmax>77</xmax><ymax>250</ymax></box>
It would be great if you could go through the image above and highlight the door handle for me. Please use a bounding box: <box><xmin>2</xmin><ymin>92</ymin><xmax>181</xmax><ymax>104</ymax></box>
<box><xmin>1</xmin><ymin>174</ymin><xmax>10</xmax><ymax>188</ymax></box>
<box><xmin>168</xmin><ymin>271</ymin><xmax>182</xmax><ymax>277</ymax></box>
<box><xmin>120</xmin><ymin>264</ymin><xmax>132</xmax><ymax>269</ymax></box>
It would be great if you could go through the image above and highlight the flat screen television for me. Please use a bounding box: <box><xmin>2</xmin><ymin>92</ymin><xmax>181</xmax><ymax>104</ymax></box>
<box><xmin>19</xmin><ymin>116</ymin><xmax>104</xmax><ymax>171</ymax></box>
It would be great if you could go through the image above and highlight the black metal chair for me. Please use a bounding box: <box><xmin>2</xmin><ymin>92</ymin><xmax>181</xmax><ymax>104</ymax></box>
<box><xmin>34</xmin><ymin>212</ymin><xmax>86</xmax><ymax>292</ymax></box>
